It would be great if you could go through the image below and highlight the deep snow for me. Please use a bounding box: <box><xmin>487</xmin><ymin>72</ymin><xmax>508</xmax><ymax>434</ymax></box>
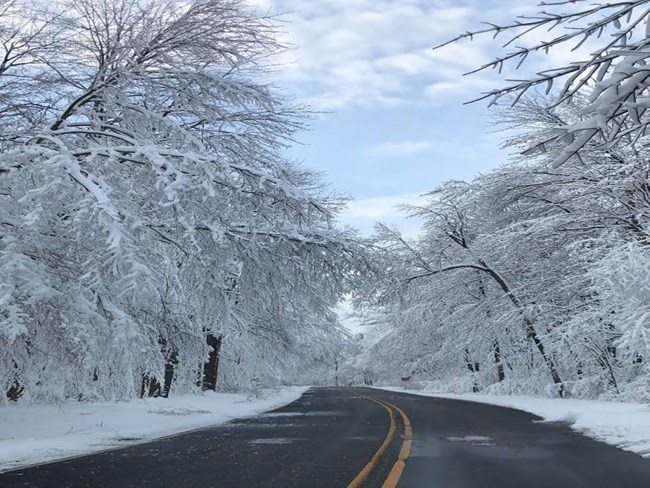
<box><xmin>0</xmin><ymin>387</ymin><xmax>308</xmax><ymax>473</ymax></box>
<box><xmin>377</xmin><ymin>386</ymin><xmax>650</xmax><ymax>458</ymax></box>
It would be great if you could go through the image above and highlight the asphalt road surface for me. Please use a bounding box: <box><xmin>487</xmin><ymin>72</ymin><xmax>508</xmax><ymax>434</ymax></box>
<box><xmin>2</xmin><ymin>387</ymin><xmax>650</xmax><ymax>487</ymax></box>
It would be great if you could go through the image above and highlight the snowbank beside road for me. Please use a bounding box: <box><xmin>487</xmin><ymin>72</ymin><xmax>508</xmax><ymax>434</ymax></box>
<box><xmin>0</xmin><ymin>387</ymin><xmax>308</xmax><ymax>473</ymax></box>
<box><xmin>377</xmin><ymin>387</ymin><xmax>650</xmax><ymax>458</ymax></box>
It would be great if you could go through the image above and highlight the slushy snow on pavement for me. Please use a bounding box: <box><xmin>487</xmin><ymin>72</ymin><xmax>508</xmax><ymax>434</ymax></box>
<box><xmin>0</xmin><ymin>387</ymin><xmax>308</xmax><ymax>473</ymax></box>
<box><xmin>377</xmin><ymin>386</ymin><xmax>650</xmax><ymax>458</ymax></box>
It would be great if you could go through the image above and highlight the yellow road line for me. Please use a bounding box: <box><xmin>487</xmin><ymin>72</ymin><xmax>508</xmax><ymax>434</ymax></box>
<box><xmin>346</xmin><ymin>390</ymin><xmax>397</xmax><ymax>488</ymax></box>
<box><xmin>345</xmin><ymin>389</ymin><xmax>413</xmax><ymax>488</ymax></box>
<box><xmin>381</xmin><ymin>401</ymin><xmax>412</xmax><ymax>488</ymax></box>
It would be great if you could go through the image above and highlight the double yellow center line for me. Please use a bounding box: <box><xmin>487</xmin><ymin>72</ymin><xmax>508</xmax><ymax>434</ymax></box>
<box><xmin>345</xmin><ymin>389</ymin><xmax>413</xmax><ymax>488</ymax></box>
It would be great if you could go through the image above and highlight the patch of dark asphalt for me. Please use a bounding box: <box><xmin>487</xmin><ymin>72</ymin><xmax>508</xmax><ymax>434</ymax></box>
<box><xmin>365</xmin><ymin>387</ymin><xmax>650</xmax><ymax>488</ymax></box>
<box><xmin>0</xmin><ymin>388</ymin><xmax>391</xmax><ymax>488</ymax></box>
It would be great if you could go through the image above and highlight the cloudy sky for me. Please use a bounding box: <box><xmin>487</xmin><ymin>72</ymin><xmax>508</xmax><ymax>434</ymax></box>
<box><xmin>251</xmin><ymin>0</ymin><xmax>574</xmax><ymax>235</ymax></box>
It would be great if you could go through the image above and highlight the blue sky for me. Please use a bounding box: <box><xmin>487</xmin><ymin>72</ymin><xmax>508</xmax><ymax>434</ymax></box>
<box><xmin>251</xmin><ymin>0</ymin><xmax>575</xmax><ymax>234</ymax></box>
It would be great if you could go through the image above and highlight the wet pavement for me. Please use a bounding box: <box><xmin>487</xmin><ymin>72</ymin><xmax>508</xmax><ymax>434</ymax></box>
<box><xmin>3</xmin><ymin>387</ymin><xmax>650</xmax><ymax>487</ymax></box>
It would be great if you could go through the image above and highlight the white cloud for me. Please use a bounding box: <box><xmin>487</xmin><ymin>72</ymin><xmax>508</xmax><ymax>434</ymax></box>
<box><xmin>339</xmin><ymin>192</ymin><xmax>428</xmax><ymax>236</ymax></box>
<box><xmin>424</xmin><ymin>76</ymin><xmax>495</xmax><ymax>101</ymax></box>
<box><xmin>250</xmin><ymin>0</ymin><xmax>483</xmax><ymax>109</ymax></box>
<box><xmin>248</xmin><ymin>0</ymin><xmax>600</xmax><ymax>110</ymax></box>
<box><xmin>366</xmin><ymin>140</ymin><xmax>433</xmax><ymax>158</ymax></box>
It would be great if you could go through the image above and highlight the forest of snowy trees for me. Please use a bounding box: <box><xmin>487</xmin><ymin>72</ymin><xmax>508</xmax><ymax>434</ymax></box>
<box><xmin>354</xmin><ymin>1</ymin><xmax>650</xmax><ymax>401</ymax></box>
<box><xmin>0</xmin><ymin>0</ymin><xmax>362</xmax><ymax>403</ymax></box>
<box><xmin>4</xmin><ymin>0</ymin><xmax>650</xmax><ymax>405</ymax></box>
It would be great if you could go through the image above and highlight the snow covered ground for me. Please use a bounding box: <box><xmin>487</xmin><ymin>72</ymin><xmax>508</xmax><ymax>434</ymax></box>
<box><xmin>377</xmin><ymin>386</ymin><xmax>650</xmax><ymax>458</ymax></box>
<box><xmin>0</xmin><ymin>387</ymin><xmax>308</xmax><ymax>473</ymax></box>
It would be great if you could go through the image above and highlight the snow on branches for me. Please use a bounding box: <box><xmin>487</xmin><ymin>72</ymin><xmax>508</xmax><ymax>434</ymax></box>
<box><xmin>356</xmin><ymin>95</ymin><xmax>650</xmax><ymax>400</ymax></box>
<box><xmin>0</xmin><ymin>0</ymin><xmax>359</xmax><ymax>403</ymax></box>
<box><xmin>438</xmin><ymin>0</ymin><xmax>650</xmax><ymax>167</ymax></box>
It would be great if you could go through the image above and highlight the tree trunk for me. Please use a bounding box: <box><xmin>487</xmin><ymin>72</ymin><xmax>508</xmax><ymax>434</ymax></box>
<box><xmin>201</xmin><ymin>334</ymin><xmax>223</xmax><ymax>391</ymax></box>
<box><xmin>140</xmin><ymin>374</ymin><xmax>161</xmax><ymax>398</ymax></box>
<box><xmin>476</xmin><ymin>259</ymin><xmax>565</xmax><ymax>397</ymax></box>
<box><xmin>494</xmin><ymin>341</ymin><xmax>505</xmax><ymax>382</ymax></box>
<box><xmin>465</xmin><ymin>349</ymin><xmax>480</xmax><ymax>392</ymax></box>
<box><xmin>526</xmin><ymin>319</ymin><xmax>566</xmax><ymax>398</ymax></box>
<box><xmin>6</xmin><ymin>379</ymin><xmax>24</xmax><ymax>402</ymax></box>
<box><xmin>161</xmin><ymin>350</ymin><xmax>178</xmax><ymax>398</ymax></box>
<box><xmin>6</xmin><ymin>360</ymin><xmax>24</xmax><ymax>401</ymax></box>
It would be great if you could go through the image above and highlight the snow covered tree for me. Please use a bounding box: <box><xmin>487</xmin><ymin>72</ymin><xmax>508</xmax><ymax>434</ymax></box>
<box><xmin>439</xmin><ymin>0</ymin><xmax>650</xmax><ymax>166</ymax></box>
<box><xmin>359</xmin><ymin>92</ymin><xmax>650</xmax><ymax>400</ymax></box>
<box><xmin>0</xmin><ymin>0</ymin><xmax>360</xmax><ymax>402</ymax></box>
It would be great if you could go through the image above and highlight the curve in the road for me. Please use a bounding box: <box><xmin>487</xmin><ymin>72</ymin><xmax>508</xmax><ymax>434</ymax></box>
<box><xmin>346</xmin><ymin>388</ymin><xmax>413</xmax><ymax>488</ymax></box>
<box><xmin>381</xmin><ymin>400</ymin><xmax>413</xmax><ymax>488</ymax></box>
<box><xmin>5</xmin><ymin>387</ymin><xmax>650</xmax><ymax>487</ymax></box>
